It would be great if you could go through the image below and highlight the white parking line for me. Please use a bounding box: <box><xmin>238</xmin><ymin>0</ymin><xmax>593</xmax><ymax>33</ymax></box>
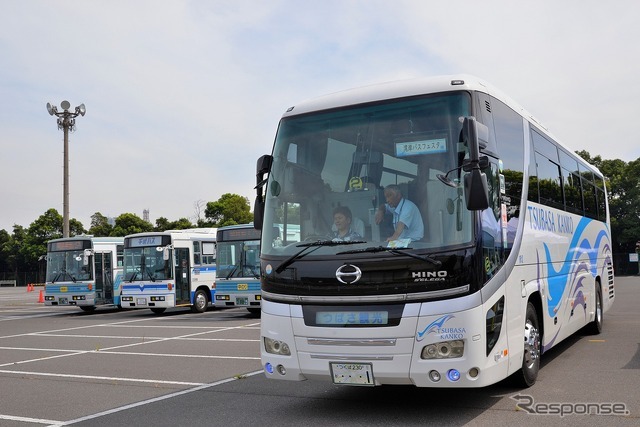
<box><xmin>0</xmin><ymin>413</ymin><xmax>62</xmax><ymax>425</ymax></box>
<box><xmin>0</xmin><ymin>322</ymin><xmax>262</xmax><ymax>368</ymax></box>
<box><xmin>0</xmin><ymin>369</ymin><xmax>204</xmax><ymax>386</ymax></box>
<box><xmin>53</xmin><ymin>370</ymin><xmax>263</xmax><ymax>426</ymax></box>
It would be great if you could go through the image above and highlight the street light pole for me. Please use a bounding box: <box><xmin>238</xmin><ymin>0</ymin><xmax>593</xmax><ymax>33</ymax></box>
<box><xmin>46</xmin><ymin>100</ymin><xmax>86</xmax><ymax>238</ymax></box>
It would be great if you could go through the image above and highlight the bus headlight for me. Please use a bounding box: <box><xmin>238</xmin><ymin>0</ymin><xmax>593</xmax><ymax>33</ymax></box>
<box><xmin>263</xmin><ymin>337</ymin><xmax>291</xmax><ymax>356</ymax></box>
<box><xmin>421</xmin><ymin>340</ymin><xmax>464</xmax><ymax>359</ymax></box>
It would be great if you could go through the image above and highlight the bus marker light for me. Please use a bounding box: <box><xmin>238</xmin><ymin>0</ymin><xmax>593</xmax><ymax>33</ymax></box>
<box><xmin>428</xmin><ymin>370</ymin><xmax>441</xmax><ymax>382</ymax></box>
<box><xmin>168</xmin><ymin>283</ymin><xmax>173</xmax><ymax>291</ymax></box>
<box><xmin>468</xmin><ymin>368</ymin><xmax>479</xmax><ymax>378</ymax></box>
<box><xmin>276</xmin><ymin>365</ymin><xmax>286</xmax><ymax>375</ymax></box>
<box><xmin>265</xmin><ymin>363</ymin><xmax>274</xmax><ymax>374</ymax></box>
<box><xmin>447</xmin><ymin>369</ymin><xmax>461</xmax><ymax>382</ymax></box>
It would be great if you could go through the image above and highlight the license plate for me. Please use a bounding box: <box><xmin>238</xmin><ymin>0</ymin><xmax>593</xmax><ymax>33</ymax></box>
<box><xmin>136</xmin><ymin>298</ymin><xmax>147</xmax><ymax>305</ymax></box>
<box><xmin>236</xmin><ymin>297</ymin><xmax>248</xmax><ymax>306</ymax></box>
<box><xmin>59</xmin><ymin>297</ymin><xmax>68</xmax><ymax>304</ymax></box>
<box><xmin>330</xmin><ymin>362</ymin><xmax>374</xmax><ymax>386</ymax></box>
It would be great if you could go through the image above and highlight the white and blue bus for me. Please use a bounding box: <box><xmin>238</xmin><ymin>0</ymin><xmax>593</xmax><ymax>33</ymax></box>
<box><xmin>254</xmin><ymin>75</ymin><xmax>614</xmax><ymax>387</ymax></box>
<box><xmin>45</xmin><ymin>236</ymin><xmax>124</xmax><ymax>312</ymax></box>
<box><xmin>120</xmin><ymin>228</ymin><xmax>217</xmax><ymax>314</ymax></box>
<box><xmin>214</xmin><ymin>224</ymin><xmax>262</xmax><ymax>315</ymax></box>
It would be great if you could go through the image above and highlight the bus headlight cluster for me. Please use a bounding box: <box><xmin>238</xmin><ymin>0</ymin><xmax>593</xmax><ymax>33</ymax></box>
<box><xmin>216</xmin><ymin>295</ymin><xmax>230</xmax><ymax>301</ymax></box>
<box><xmin>121</xmin><ymin>296</ymin><xmax>133</xmax><ymax>302</ymax></box>
<box><xmin>72</xmin><ymin>295</ymin><xmax>86</xmax><ymax>301</ymax></box>
<box><xmin>150</xmin><ymin>296</ymin><xmax>165</xmax><ymax>301</ymax></box>
<box><xmin>421</xmin><ymin>340</ymin><xmax>464</xmax><ymax>359</ymax></box>
<box><xmin>45</xmin><ymin>296</ymin><xmax>55</xmax><ymax>301</ymax></box>
<box><xmin>263</xmin><ymin>337</ymin><xmax>291</xmax><ymax>356</ymax></box>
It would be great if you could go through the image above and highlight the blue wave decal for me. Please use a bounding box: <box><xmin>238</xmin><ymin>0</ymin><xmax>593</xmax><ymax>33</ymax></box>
<box><xmin>416</xmin><ymin>314</ymin><xmax>455</xmax><ymax>341</ymax></box>
<box><xmin>541</xmin><ymin>217</ymin><xmax>610</xmax><ymax>318</ymax></box>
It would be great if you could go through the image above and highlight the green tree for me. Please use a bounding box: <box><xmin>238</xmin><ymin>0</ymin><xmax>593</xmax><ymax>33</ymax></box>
<box><xmin>0</xmin><ymin>229</ymin><xmax>11</xmax><ymax>272</ymax></box>
<box><xmin>578</xmin><ymin>151</ymin><xmax>640</xmax><ymax>254</ymax></box>
<box><xmin>205</xmin><ymin>193</ymin><xmax>252</xmax><ymax>227</ymax></box>
<box><xmin>88</xmin><ymin>212</ymin><xmax>114</xmax><ymax>237</ymax></box>
<box><xmin>155</xmin><ymin>217</ymin><xmax>194</xmax><ymax>231</ymax></box>
<box><xmin>111</xmin><ymin>213</ymin><xmax>154</xmax><ymax>236</ymax></box>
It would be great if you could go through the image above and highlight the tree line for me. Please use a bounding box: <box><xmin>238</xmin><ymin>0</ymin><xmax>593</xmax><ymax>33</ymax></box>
<box><xmin>0</xmin><ymin>193</ymin><xmax>252</xmax><ymax>278</ymax></box>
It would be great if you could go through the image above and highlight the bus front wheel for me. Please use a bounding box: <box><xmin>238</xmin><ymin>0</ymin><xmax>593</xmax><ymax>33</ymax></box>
<box><xmin>192</xmin><ymin>289</ymin><xmax>208</xmax><ymax>313</ymax></box>
<box><xmin>515</xmin><ymin>302</ymin><xmax>541</xmax><ymax>387</ymax></box>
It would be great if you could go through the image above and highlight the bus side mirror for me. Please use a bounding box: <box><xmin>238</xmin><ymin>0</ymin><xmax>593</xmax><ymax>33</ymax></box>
<box><xmin>461</xmin><ymin>117</ymin><xmax>489</xmax><ymax>211</ymax></box>
<box><xmin>83</xmin><ymin>249</ymin><xmax>92</xmax><ymax>266</ymax></box>
<box><xmin>254</xmin><ymin>154</ymin><xmax>273</xmax><ymax>230</ymax></box>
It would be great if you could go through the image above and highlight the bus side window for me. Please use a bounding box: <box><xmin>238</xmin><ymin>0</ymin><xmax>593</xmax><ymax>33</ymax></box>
<box><xmin>193</xmin><ymin>241</ymin><xmax>201</xmax><ymax>265</ymax></box>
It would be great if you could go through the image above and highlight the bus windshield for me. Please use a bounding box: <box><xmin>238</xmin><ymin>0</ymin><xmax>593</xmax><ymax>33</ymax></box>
<box><xmin>262</xmin><ymin>92</ymin><xmax>474</xmax><ymax>256</ymax></box>
<box><xmin>123</xmin><ymin>247</ymin><xmax>172</xmax><ymax>282</ymax></box>
<box><xmin>46</xmin><ymin>250</ymin><xmax>92</xmax><ymax>282</ymax></box>
<box><xmin>217</xmin><ymin>240</ymin><xmax>261</xmax><ymax>279</ymax></box>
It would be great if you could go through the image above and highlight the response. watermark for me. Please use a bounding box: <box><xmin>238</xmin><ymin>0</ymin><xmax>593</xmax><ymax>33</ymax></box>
<box><xmin>510</xmin><ymin>394</ymin><xmax>630</xmax><ymax>417</ymax></box>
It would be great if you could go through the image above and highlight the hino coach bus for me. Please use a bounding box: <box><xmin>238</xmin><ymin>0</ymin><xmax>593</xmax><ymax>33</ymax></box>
<box><xmin>120</xmin><ymin>228</ymin><xmax>217</xmax><ymax>314</ymax></box>
<box><xmin>253</xmin><ymin>75</ymin><xmax>614</xmax><ymax>388</ymax></box>
<box><xmin>45</xmin><ymin>236</ymin><xmax>124</xmax><ymax>312</ymax></box>
<box><xmin>214</xmin><ymin>224</ymin><xmax>262</xmax><ymax>314</ymax></box>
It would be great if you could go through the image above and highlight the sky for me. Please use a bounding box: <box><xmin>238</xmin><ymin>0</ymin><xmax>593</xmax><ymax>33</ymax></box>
<box><xmin>1</xmin><ymin>0</ymin><xmax>639</xmax><ymax>233</ymax></box>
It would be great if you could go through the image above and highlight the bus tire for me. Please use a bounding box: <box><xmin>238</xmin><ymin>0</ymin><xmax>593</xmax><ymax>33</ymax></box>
<box><xmin>79</xmin><ymin>306</ymin><xmax>96</xmax><ymax>313</ymax></box>
<box><xmin>247</xmin><ymin>307</ymin><xmax>261</xmax><ymax>316</ymax></box>
<box><xmin>586</xmin><ymin>283</ymin><xmax>603</xmax><ymax>335</ymax></box>
<box><xmin>150</xmin><ymin>307</ymin><xmax>166</xmax><ymax>314</ymax></box>
<box><xmin>514</xmin><ymin>302</ymin><xmax>541</xmax><ymax>388</ymax></box>
<box><xmin>192</xmin><ymin>289</ymin><xmax>208</xmax><ymax>313</ymax></box>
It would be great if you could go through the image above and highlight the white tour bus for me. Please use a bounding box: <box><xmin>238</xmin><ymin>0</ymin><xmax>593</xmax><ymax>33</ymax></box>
<box><xmin>253</xmin><ymin>75</ymin><xmax>614</xmax><ymax>388</ymax></box>
<box><xmin>120</xmin><ymin>228</ymin><xmax>217</xmax><ymax>314</ymax></box>
<box><xmin>214</xmin><ymin>224</ymin><xmax>262</xmax><ymax>314</ymax></box>
<box><xmin>45</xmin><ymin>236</ymin><xmax>124</xmax><ymax>312</ymax></box>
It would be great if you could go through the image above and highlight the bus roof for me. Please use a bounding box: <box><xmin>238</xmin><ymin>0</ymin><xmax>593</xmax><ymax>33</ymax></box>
<box><xmin>281</xmin><ymin>74</ymin><xmax>602</xmax><ymax>177</ymax></box>
<box><xmin>47</xmin><ymin>236</ymin><xmax>124</xmax><ymax>244</ymax></box>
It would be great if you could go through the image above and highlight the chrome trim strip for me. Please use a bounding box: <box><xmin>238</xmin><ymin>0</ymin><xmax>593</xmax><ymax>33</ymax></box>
<box><xmin>310</xmin><ymin>354</ymin><xmax>394</xmax><ymax>361</ymax></box>
<box><xmin>308</xmin><ymin>338</ymin><xmax>396</xmax><ymax>346</ymax></box>
<box><xmin>262</xmin><ymin>285</ymin><xmax>470</xmax><ymax>304</ymax></box>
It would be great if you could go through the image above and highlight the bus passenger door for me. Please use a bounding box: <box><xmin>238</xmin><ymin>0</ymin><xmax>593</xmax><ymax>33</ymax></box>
<box><xmin>94</xmin><ymin>252</ymin><xmax>114</xmax><ymax>304</ymax></box>
<box><xmin>174</xmin><ymin>248</ymin><xmax>190</xmax><ymax>304</ymax></box>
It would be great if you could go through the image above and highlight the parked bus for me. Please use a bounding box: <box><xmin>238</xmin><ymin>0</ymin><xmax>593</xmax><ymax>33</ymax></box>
<box><xmin>44</xmin><ymin>236</ymin><xmax>124</xmax><ymax>312</ymax></box>
<box><xmin>253</xmin><ymin>75</ymin><xmax>614</xmax><ymax>388</ymax></box>
<box><xmin>214</xmin><ymin>224</ymin><xmax>262</xmax><ymax>314</ymax></box>
<box><xmin>120</xmin><ymin>228</ymin><xmax>217</xmax><ymax>314</ymax></box>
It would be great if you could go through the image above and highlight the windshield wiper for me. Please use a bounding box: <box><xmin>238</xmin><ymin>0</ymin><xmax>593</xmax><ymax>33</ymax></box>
<box><xmin>337</xmin><ymin>245</ymin><xmax>442</xmax><ymax>266</ymax></box>
<box><xmin>144</xmin><ymin>267</ymin><xmax>156</xmax><ymax>282</ymax></box>
<box><xmin>128</xmin><ymin>270</ymin><xmax>139</xmax><ymax>283</ymax></box>
<box><xmin>225</xmin><ymin>265</ymin><xmax>239</xmax><ymax>279</ymax></box>
<box><xmin>275</xmin><ymin>240</ymin><xmax>365</xmax><ymax>274</ymax></box>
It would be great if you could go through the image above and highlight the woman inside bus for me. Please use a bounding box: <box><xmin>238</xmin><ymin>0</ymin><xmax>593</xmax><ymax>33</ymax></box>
<box><xmin>331</xmin><ymin>206</ymin><xmax>363</xmax><ymax>241</ymax></box>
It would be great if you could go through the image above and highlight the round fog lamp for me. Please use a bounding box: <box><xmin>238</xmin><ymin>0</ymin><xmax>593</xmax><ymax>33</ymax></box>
<box><xmin>428</xmin><ymin>370</ymin><xmax>441</xmax><ymax>382</ymax></box>
<box><xmin>447</xmin><ymin>369</ymin><xmax>461</xmax><ymax>382</ymax></box>
<box><xmin>276</xmin><ymin>364</ymin><xmax>287</xmax><ymax>375</ymax></box>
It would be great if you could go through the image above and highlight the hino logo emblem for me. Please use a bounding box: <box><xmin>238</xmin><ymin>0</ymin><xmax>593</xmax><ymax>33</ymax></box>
<box><xmin>336</xmin><ymin>264</ymin><xmax>362</xmax><ymax>284</ymax></box>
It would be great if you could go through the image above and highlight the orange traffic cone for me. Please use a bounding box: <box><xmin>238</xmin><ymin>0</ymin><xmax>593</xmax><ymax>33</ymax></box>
<box><xmin>38</xmin><ymin>289</ymin><xmax>44</xmax><ymax>303</ymax></box>
<box><xmin>27</xmin><ymin>284</ymin><xmax>32</xmax><ymax>292</ymax></box>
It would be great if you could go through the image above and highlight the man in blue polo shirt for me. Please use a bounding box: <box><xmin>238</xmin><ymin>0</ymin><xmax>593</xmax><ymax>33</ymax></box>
<box><xmin>374</xmin><ymin>184</ymin><xmax>424</xmax><ymax>242</ymax></box>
